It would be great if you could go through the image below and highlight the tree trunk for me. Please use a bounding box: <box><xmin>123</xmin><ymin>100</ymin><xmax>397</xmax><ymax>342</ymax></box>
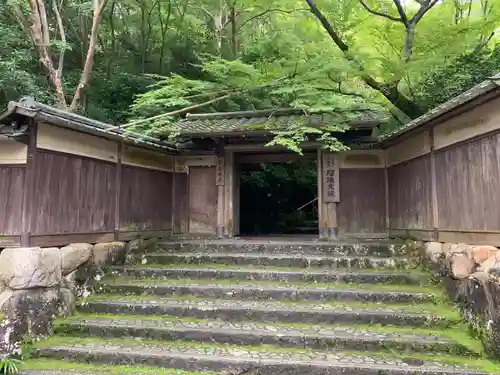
<box><xmin>70</xmin><ymin>0</ymin><xmax>108</xmax><ymax>111</ymax></box>
<box><xmin>229</xmin><ymin>5</ymin><xmax>237</xmax><ymax>59</ymax></box>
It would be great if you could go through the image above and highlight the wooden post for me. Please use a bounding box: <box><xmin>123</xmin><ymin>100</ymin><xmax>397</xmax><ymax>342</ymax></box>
<box><xmin>223</xmin><ymin>151</ymin><xmax>234</xmax><ymax>237</ymax></box>
<box><xmin>171</xmin><ymin>156</ymin><xmax>176</xmax><ymax>236</ymax></box>
<box><xmin>114</xmin><ymin>142</ymin><xmax>123</xmax><ymax>241</ymax></box>
<box><xmin>384</xmin><ymin>150</ymin><xmax>390</xmax><ymax>235</ymax></box>
<box><xmin>216</xmin><ymin>153</ymin><xmax>225</xmax><ymax>237</ymax></box>
<box><xmin>429</xmin><ymin>128</ymin><xmax>439</xmax><ymax>241</ymax></box>
<box><xmin>21</xmin><ymin>120</ymin><xmax>38</xmax><ymax>247</ymax></box>
<box><xmin>317</xmin><ymin>149</ymin><xmax>325</xmax><ymax>239</ymax></box>
<box><xmin>317</xmin><ymin>149</ymin><xmax>340</xmax><ymax>239</ymax></box>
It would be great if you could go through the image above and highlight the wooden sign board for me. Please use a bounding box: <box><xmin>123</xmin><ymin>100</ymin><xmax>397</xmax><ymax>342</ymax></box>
<box><xmin>216</xmin><ymin>156</ymin><xmax>225</xmax><ymax>186</ymax></box>
<box><xmin>322</xmin><ymin>152</ymin><xmax>340</xmax><ymax>203</ymax></box>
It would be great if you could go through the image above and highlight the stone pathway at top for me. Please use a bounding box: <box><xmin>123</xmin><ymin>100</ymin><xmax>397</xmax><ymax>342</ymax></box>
<box><xmin>28</xmin><ymin>239</ymin><xmax>500</xmax><ymax>375</ymax></box>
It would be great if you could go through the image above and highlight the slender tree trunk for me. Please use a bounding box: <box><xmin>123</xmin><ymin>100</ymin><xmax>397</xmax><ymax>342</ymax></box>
<box><xmin>70</xmin><ymin>0</ymin><xmax>109</xmax><ymax>111</ymax></box>
<box><xmin>229</xmin><ymin>5</ymin><xmax>237</xmax><ymax>59</ymax></box>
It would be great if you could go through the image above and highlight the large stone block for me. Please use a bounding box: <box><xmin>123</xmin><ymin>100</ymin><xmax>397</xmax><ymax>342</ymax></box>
<box><xmin>450</xmin><ymin>253</ymin><xmax>475</xmax><ymax>279</ymax></box>
<box><xmin>477</xmin><ymin>251</ymin><xmax>500</xmax><ymax>273</ymax></box>
<box><xmin>0</xmin><ymin>288</ymin><xmax>59</xmax><ymax>343</ymax></box>
<box><xmin>0</xmin><ymin>247</ymin><xmax>62</xmax><ymax>289</ymax></box>
<box><xmin>93</xmin><ymin>242</ymin><xmax>126</xmax><ymax>267</ymax></box>
<box><xmin>61</xmin><ymin>243</ymin><xmax>93</xmax><ymax>276</ymax></box>
<box><xmin>471</xmin><ymin>245</ymin><xmax>499</xmax><ymax>265</ymax></box>
<box><xmin>424</xmin><ymin>242</ymin><xmax>444</xmax><ymax>263</ymax></box>
<box><xmin>125</xmin><ymin>239</ymin><xmax>146</xmax><ymax>264</ymax></box>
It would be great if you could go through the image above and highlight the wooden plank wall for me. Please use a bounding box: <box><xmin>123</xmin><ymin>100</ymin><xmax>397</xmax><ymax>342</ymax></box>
<box><xmin>188</xmin><ymin>166</ymin><xmax>217</xmax><ymax>234</ymax></box>
<box><xmin>1</xmin><ymin>122</ymin><xmax>176</xmax><ymax>247</ymax></box>
<box><xmin>0</xmin><ymin>140</ymin><xmax>27</xmax><ymax>246</ymax></box>
<box><xmin>386</xmin><ymin>94</ymin><xmax>500</xmax><ymax>245</ymax></box>
<box><xmin>31</xmin><ymin>150</ymin><xmax>116</xmax><ymax>244</ymax></box>
<box><xmin>336</xmin><ymin>151</ymin><xmax>387</xmax><ymax>238</ymax></box>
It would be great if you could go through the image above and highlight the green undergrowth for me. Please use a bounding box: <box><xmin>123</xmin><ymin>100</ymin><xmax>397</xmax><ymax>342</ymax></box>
<box><xmin>33</xmin><ymin>335</ymin><xmax>500</xmax><ymax>373</ymax></box>
<box><xmin>100</xmin><ymin>276</ymin><xmax>439</xmax><ymax>294</ymax></box>
<box><xmin>22</xmin><ymin>358</ymin><xmax>216</xmax><ymax>375</ymax></box>
<box><xmin>81</xmin><ymin>293</ymin><xmax>461</xmax><ymax>320</ymax></box>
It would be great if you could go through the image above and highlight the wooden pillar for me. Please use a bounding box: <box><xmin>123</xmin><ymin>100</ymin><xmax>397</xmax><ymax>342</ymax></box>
<box><xmin>171</xmin><ymin>156</ymin><xmax>177</xmax><ymax>236</ymax></box>
<box><xmin>114</xmin><ymin>142</ymin><xmax>123</xmax><ymax>241</ymax></box>
<box><xmin>384</xmin><ymin>150</ymin><xmax>390</xmax><ymax>235</ymax></box>
<box><xmin>429</xmin><ymin>128</ymin><xmax>439</xmax><ymax>241</ymax></box>
<box><xmin>216</xmin><ymin>153</ymin><xmax>225</xmax><ymax>237</ymax></box>
<box><xmin>317</xmin><ymin>149</ymin><xmax>340</xmax><ymax>239</ymax></box>
<box><xmin>21</xmin><ymin>120</ymin><xmax>38</xmax><ymax>247</ymax></box>
<box><xmin>224</xmin><ymin>151</ymin><xmax>234</xmax><ymax>237</ymax></box>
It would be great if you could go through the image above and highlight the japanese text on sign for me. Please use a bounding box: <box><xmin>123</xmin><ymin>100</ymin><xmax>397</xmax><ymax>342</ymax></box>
<box><xmin>322</xmin><ymin>153</ymin><xmax>339</xmax><ymax>203</ymax></box>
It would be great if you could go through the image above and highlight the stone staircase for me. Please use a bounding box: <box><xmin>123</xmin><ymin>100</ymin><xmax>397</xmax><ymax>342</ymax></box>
<box><xmin>29</xmin><ymin>239</ymin><xmax>499</xmax><ymax>374</ymax></box>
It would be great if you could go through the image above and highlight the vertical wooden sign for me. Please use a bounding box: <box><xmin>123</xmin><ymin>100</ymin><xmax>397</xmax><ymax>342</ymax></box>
<box><xmin>216</xmin><ymin>155</ymin><xmax>225</xmax><ymax>237</ymax></box>
<box><xmin>322</xmin><ymin>152</ymin><xmax>340</xmax><ymax>203</ymax></box>
<box><xmin>216</xmin><ymin>156</ymin><xmax>225</xmax><ymax>186</ymax></box>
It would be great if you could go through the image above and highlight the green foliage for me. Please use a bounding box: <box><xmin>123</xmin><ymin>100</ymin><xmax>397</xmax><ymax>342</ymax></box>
<box><xmin>413</xmin><ymin>45</ymin><xmax>500</xmax><ymax>113</ymax></box>
<box><xmin>0</xmin><ymin>358</ymin><xmax>23</xmax><ymax>375</ymax></box>
<box><xmin>0</xmin><ymin>0</ymin><xmax>498</xmax><ymax>142</ymax></box>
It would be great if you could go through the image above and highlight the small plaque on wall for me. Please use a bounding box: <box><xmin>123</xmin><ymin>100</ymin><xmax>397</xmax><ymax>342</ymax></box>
<box><xmin>322</xmin><ymin>152</ymin><xmax>340</xmax><ymax>203</ymax></box>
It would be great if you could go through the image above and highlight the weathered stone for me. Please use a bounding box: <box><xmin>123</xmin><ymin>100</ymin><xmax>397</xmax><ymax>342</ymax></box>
<box><xmin>61</xmin><ymin>243</ymin><xmax>93</xmax><ymax>276</ymax></box>
<box><xmin>450</xmin><ymin>243</ymin><xmax>470</xmax><ymax>256</ymax></box>
<box><xmin>450</xmin><ymin>253</ymin><xmax>475</xmax><ymax>279</ymax></box>
<box><xmin>58</xmin><ymin>287</ymin><xmax>76</xmax><ymax>317</ymax></box>
<box><xmin>1</xmin><ymin>288</ymin><xmax>59</xmax><ymax>343</ymax></box>
<box><xmin>125</xmin><ymin>239</ymin><xmax>146</xmax><ymax>264</ymax></box>
<box><xmin>471</xmin><ymin>245</ymin><xmax>499</xmax><ymax>265</ymax></box>
<box><xmin>424</xmin><ymin>242</ymin><xmax>444</xmax><ymax>263</ymax></box>
<box><xmin>0</xmin><ymin>290</ymin><xmax>13</xmax><ymax>310</ymax></box>
<box><xmin>0</xmin><ymin>247</ymin><xmax>61</xmax><ymax>289</ymax></box>
<box><xmin>477</xmin><ymin>251</ymin><xmax>500</xmax><ymax>273</ymax></box>
<box><xmin>93</xmin><ymin>242</ymin><xmax>126</xmax><ymax>267</ymax></box>
<box><xmin>442</xmin><ymin>243</ymin><xmax>454</xmax><ymax>259</ymax></box>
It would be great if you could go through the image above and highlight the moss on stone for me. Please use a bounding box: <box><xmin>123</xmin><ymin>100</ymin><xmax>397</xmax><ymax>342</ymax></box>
<box><xmin>54</xmin><ymin>312</ymin><xmax>481</xmax><ymax>355</ymax></box>
<box><xmin>33</xmin><ymin>335</ymin><xmax>500</xmax><ymax>373</ymax></box>
<box><xmin>23</xmin><ymin>358</ymin><xmax>216</xmax><ymax>374</ymax></box>
<box><xmin>100</xmin><ymin>276</ymin><xmax>440</xmax><ymax>294</ymax></box>
<box><xmin>80</xmin><ymin>292</ymin><xmax>462</xmax><ymax>320</ymax></box>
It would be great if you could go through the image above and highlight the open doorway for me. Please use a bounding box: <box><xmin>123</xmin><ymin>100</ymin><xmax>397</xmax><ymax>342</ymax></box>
<box><xmin>238</xmin><ymin>154</ymin><xmax>318</xmax><ymax>236</ymax></box>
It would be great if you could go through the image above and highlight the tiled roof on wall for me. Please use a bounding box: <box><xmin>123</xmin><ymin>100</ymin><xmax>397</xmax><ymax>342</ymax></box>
<box><xmin>166</xmin><ymin>108</ymin><xmax>387</xmax><ymax>136</ymax></box>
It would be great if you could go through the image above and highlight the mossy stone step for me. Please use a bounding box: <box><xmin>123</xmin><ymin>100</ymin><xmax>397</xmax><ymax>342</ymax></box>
<box><xmin>78</xmin><ymin>296</ymin><xmax>458</xmax><ymax>328</ymax></box>
<box><xmin>22</xmin><ymin>358</ymin><xmax>216</xmax><ymax>375</ymax></box>
<box><xmin>144</xmin><ymin>252</ymin><xmax>416</xmax><ymax>269</ymax></box>
<box><xmin>96</xmin><ymin>278</ymin><xmax>436</xmax><ymax>303</ymax></box>
<box><xmin>55</xmin><ymin>315</ymin><xmax>477</xmax><ymax>356</ymax></box>
<box><xmin>109</xmin><ymin>265</ymin><xmax>427</xmax><ymax>285</ymax></box>
<box><xmin>157</xmin><ymin>239</ymin><xmax>406</xmax><ymax>257</ymax></box>
<box><xmin>34</xmin><ymin>337</ymin><xmax>493</xmax><ymax>375</ymax></box>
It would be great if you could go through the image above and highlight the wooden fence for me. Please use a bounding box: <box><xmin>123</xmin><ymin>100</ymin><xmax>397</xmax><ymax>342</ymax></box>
<box><xmin>0</xmin><ymin>120</ymin><xmax>175</xmax><ymax>247</ymax></box>
<box><xmin>385</xmin><ymin>90</ymin><xmax>500</xmax><ymax>245</ymax></box>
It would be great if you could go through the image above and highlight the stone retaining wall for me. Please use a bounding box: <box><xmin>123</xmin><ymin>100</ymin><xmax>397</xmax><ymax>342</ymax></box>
<box><xmin>420</xmin><ymin>240</ymin><xmax>500</xmax><ymax>358</ymax></box>
<box><xmin>0</xmin><ymin>237</ymin><xmax>158</xmax><ymax>357</ymax></box>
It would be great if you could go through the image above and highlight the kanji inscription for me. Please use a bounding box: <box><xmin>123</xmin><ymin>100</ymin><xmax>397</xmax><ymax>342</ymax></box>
<box><xmin>322</xmin><ymin>153</ymin><xmax>339</xmax><ymax>203</ymax></box>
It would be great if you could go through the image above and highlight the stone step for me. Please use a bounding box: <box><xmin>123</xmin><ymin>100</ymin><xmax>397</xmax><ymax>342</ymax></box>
<box><xmin>109</xmin><ymin>265</ymin><xmax>426</xmax><ymax>285</ymax></box>
<box><xmin>144</xmin><ymin>252</ymin><xmax>415</xmax><ymax>269</ymax></box>
<box><xmin>78</xmin><ymin>297</ymin><xmax>457</xmax><ymax>328</ymax></box>
<box><xmin>97</xmin><ymin>279</ymin><xmax>436</xmax><ymax>303</ymax></box>
<box><xmin>57</xmin><ymin>316</ymin><xmax>475</xmax><ymax>356</ymax></box>
<box><xmin>22</xmin><ymin>358</ymin><xmax>217</xmax><ymax>375</ymax></box>
<box><xmin>157</xmin><ymin>239</ymin><xmax>405</xmax><ymax>257</ymax></box>
<box><xmin>35</xmin><ymin>337</ymin><xmax>488</xmax><ymax>375</ymax></box>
